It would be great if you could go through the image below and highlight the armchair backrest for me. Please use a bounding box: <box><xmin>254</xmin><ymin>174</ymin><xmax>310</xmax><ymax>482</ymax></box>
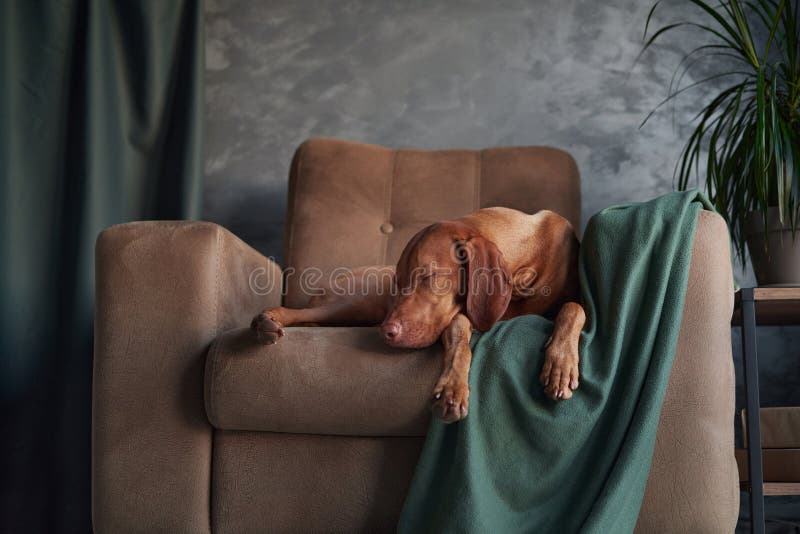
<box><xmin>283</xmin><ymin>137</ymin><xmax>581</xmax><ymax>307</ymax></box>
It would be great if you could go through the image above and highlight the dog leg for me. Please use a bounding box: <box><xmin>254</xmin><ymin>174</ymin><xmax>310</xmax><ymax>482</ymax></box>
<box><xmin>539</xmin><ymin>301</ymin><xmax>585</xmax><ymax>400</ymax></box>
<box><xmin>431</xmin><ymin>313</ymin><xmax>473</xmax><ymax>423</ymax></box>
<box><xmin>251</xmin><ymin>293</ymin><xmax>389</xmax><ymax>344</ymax></box>
<box><xmin>251</xmin><ymin>266</ymin><xmax>394</xmax><ymax>344</ymax></box>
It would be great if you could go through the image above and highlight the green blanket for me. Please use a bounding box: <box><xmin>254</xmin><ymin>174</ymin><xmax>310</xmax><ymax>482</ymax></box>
<box><xmin>398</xmin><ymin>191</ymin><xmax>716</xmax><ymax>534</ymax></box>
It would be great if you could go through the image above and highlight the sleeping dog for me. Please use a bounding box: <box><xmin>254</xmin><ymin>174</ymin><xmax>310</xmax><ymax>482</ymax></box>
<box><xmin>252</xmin><ymin>207</ymin><xmax>585</xmax><ymax>423</ymax></box>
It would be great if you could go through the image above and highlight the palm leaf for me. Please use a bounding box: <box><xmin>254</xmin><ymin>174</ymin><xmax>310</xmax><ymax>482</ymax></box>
<box><xmin>641</xmin><ymin>0</ymin><xmax>800</xmax><ymax>264</ymax></box>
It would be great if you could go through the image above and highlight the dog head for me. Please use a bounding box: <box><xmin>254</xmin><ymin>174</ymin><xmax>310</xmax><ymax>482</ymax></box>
<box><xmin>381</xmin><ymin>221</ymin><xmax>511</xmax><ymax>348</ymax></box>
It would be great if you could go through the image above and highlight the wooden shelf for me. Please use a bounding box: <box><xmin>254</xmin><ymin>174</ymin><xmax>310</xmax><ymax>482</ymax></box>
<box><xmin>740</xmin><ymin>481</ymin><xmax>800</xmax><ymax>495</ymax></box>
<box><xmin>746</xmin><ymin>287</ymin><xmax>800</xmax><ymax>301</ymax></box>
<box><xmin>732</xmin><ymin>287</ymin><xmax>800</xmax><ymax>326</ymax></box>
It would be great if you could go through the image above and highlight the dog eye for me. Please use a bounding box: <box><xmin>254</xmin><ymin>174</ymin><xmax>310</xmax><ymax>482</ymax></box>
<box><xmin>418</xmin><ymin>273</ymin><xmax>437</xmax><ymax>286</ymax></box>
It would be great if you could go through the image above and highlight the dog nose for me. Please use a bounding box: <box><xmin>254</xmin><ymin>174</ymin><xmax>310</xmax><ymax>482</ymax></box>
<box><xmin>382</xmin><ymin>321</ymin><xmax>401</xmax><ymax>341</ymax></box>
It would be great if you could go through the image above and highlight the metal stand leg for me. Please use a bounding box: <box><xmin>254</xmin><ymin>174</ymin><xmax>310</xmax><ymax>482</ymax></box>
<box><xmin>741</xmin><ymin>288</ymin><xmax>765</xmax><ymax>534</ymax></box>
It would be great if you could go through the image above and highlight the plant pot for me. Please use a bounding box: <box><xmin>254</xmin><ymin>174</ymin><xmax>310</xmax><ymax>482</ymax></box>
<box><xmin>744</xmin><ymin>207</ymin><xmax>800</xmax><ymax>286</ymax></box>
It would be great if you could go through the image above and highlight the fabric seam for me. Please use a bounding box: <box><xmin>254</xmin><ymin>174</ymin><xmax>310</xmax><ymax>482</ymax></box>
<box><xmin>383</xmin><ymin>150</ymin><xmax>399</xmax><ymax>264</ymax></box>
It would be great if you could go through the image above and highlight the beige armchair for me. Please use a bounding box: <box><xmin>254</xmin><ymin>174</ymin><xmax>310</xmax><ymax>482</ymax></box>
<box><xmin>93</xmin><ymin>138</ymin><xmax>739</xmax><ymax>532</ymax></box>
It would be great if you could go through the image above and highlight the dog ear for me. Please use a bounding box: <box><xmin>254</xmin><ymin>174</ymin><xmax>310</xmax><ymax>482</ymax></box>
<box><xmin>464</xmin><ymin>236</ymin><xmax>511</xmax><ymax>331</ymax></box>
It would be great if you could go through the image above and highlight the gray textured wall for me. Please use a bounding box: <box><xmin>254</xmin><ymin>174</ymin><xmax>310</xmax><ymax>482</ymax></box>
<box><xmin>204</xmin><ymin>1</ymin><xmax>798</xmax><ymax>526</ymax></box>
<box><xmin>204</xmin><ymin>0</ymin><xmax>725</xmax><ymax>264</ymax></box>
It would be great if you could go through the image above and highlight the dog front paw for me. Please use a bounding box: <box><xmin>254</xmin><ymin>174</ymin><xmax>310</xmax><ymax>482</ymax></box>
<box><xmin>431</xmin><ymin>374</ymin><xmax>470</xmax><ymax>423</ymax></box>
<box><xmin>539</xmin><ymin>337</ymin><xmax>579</xmax><ymax>401</ymax></box>
<box><xmin>250</xmin><ymin>310</ymin><xmax>285</xmax><ymax>345</ymax></box>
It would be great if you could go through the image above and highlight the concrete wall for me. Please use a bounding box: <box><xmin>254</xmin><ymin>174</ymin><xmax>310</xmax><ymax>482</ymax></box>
<box><xmin>204</xmin><ymin>0</ymin><xmax>724</xmax><ymax>262</ymax></box>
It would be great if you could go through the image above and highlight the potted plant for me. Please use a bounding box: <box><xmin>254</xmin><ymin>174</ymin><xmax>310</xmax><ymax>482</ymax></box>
<box><xmin>642</xmin><ymin>0</ymin><xmax>799</xmax><ymax>285</ymax></box>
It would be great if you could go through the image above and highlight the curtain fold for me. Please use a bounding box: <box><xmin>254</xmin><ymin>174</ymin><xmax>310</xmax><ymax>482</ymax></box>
<box><xmin>0</xmin><ymin>1</ymin><xmax>204</xmax><ymax>530</ymax></box>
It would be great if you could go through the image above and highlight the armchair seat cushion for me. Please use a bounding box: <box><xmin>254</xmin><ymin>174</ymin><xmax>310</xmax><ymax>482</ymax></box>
<box><xmin>204</xmin><ymin>327</ymin><xmax>442</xmax><ymax>436</ymax></box>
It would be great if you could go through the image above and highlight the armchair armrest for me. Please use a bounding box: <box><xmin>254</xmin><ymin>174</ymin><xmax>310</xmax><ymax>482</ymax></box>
<box><xmin>635</xmin><ymin>210</ymin><xmax>739</xmax><ymax>533</ymax></box>
<box><xmin>93</xmin><ymin>221</ymin><xmax>280</xmax><ymax>533</ymax></box>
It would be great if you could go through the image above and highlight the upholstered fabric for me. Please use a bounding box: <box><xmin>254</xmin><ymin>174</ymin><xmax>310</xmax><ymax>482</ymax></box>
<box><xmin>93</xmin><ymin>222</ymin><xmax>281</xmax><ymax>532</ymax></box>
<box><xmin>205</xmin><ymin>327</ymin><xmax>439</xmax><ymax>436</ymax></box>
<box><xmin>635</xmin><ymin>210</ymin><xmax>739</xmax><ymax>533</ymax></box>
<box><xmin>284</xmin><ymin>138</ymin><xmax>580</xmax><ymax>307</ymax></box>
<box><xmin>202</xmin><ymin>211</ymin><xmax>738</xmax><ymax>533</ymax></box>
<box><xmin>211</xmin><ymin>431</ymin><xmax>423</xmax><ymax>533</ymax></box>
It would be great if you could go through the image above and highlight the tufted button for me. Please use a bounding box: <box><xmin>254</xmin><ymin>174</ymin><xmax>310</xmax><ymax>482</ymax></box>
<box><xmin>380</xmin><ymin>222</ymin><xmax>394</xmax><ymax>234</ymax></box>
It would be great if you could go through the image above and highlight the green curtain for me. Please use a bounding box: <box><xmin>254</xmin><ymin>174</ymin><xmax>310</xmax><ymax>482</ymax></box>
<box><xmin>0</xmin><ymin>1</ymin><xmax>204</xmax><ymax>530</ymax></box>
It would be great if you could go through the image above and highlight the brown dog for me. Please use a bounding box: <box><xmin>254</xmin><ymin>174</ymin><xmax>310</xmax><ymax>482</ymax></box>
<box><xmin>251</xmin><ymin>207</ymin><xmax>585</xmax><ymax>423</ymax></box>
